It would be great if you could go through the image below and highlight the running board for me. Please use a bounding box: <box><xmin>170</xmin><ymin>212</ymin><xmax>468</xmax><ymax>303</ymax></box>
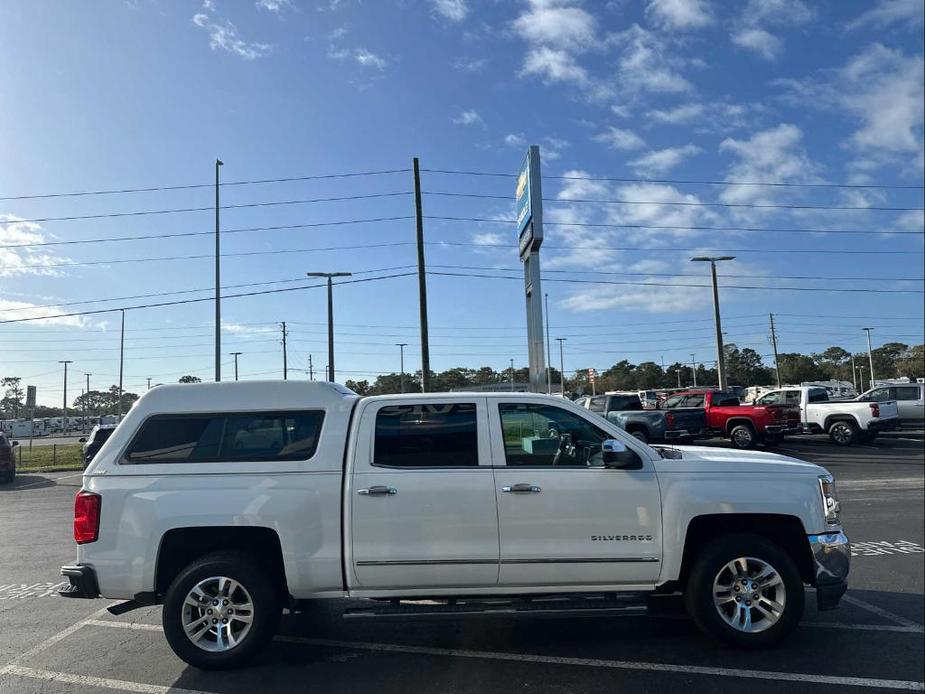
<box><xmin>343</xmin><ymin>593</ymin><xmax>649</xmax><ymax>621</ymax></box>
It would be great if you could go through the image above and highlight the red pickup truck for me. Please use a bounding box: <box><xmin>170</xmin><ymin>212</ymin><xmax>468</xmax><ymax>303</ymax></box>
<box><xmin>662</xmin><ymin>389</ymin><xmax>800</xmax><ymax>449</ymax></box>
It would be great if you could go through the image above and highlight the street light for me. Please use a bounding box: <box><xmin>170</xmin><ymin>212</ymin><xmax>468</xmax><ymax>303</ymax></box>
<box><xmin>230</xmin><ymin>352</ymin><xmax>243</xmax><ymax>381</ymax></box>
<box><xmin>306</xmin><ymin>272</ymin><xmax>352</xmax><ymax>382</ymax></box>
<box><xmin>84</xmin><ymin>373</ymin><xmax>92</xmax><ymax>432</ymax></box>
<box><xmin>395</xmin><ymin>343</ymin><xmax>408</xmax><ymax>393</ymax></box>
<box><xmin>555</xmin><ymin>337</ymin><xmax>567</xmax><ymax>395</ymax></box>
<box><xmin>691</xmin><ymin>256</ymin><xmax>735</xmax><ymax>391</ymax></box>
<box><xmin>862</xmin><ymin>327</ymin><xmax>875</xmax><ymax>388</ymax></box>
<box><xmin>58</xmin><ymin>361</ymin><xmax>72</xmax><ymax>433</ymax></box>
<box><xmin>690</xmin><ymin>353</ymin><xmax>697</xmax><ymax>387</ymax></box>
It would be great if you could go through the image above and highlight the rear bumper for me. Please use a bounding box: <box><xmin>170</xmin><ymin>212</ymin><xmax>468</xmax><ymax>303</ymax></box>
<box><xmin>868</xmin><ymin>419</ymin><xmax>899</xmax><ymax>432</ymax></box>
<box><xmin>808</xmin><ymin>531</ymin><xmax>850</xmax><ymax>611</ymax></box>
<box><xmin>763</xmin><ymin>425</ymin><xmax>800</xmax><ymax>435</ymax></box>
<box><xmin>59</xmin><ymin>564</ymin><xmax>100</xmax><ymax>599</ymax></box>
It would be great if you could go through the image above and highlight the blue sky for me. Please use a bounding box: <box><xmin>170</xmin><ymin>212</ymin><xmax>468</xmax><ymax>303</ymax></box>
<box><xmin>1</xmin><ymin>0</ymin><xmax>923</xmax><ymax>405</ymax></box>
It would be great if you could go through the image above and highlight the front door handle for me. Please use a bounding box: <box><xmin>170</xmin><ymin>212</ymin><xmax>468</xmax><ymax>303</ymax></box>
<box><xmin>502</xmin><ymin>483</ymin><xmax>542</xmax><ymax>494</ymax></box>
<box><xmin>358</xmin><ymin>485</ymin><xmax>398</xmax><ymax>496</ymax></box>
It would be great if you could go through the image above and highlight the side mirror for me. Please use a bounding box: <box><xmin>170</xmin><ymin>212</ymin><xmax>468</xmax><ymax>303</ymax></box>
<box><xmin>78</xmin><ymin>437</ymin><xmax>88</xmax><ymax>443</ymax></box>
<box><xmin>602</xmin><ymin>439</ymin><xmax>642</xmax><ymax>469</ymax></box>
<box><xmin>11</xmin><ymin>440</ymin><xmax>19</xmax><ymax>447</ymax></box>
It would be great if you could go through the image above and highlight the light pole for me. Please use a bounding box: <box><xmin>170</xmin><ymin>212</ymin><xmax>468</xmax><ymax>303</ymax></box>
<box><xmin>862</xmin><ymin>327</ymin><xmax>875</xmax><ymax>388</ymax></box>
<box><xmin>84</xmin><ymin>373</ymin><xmax>91</xmax><ymax>432</ymax></box>
<box><xmin>555</xmin><ymin>337</ymin><xmax>567</xmax><ymax>395</ymax></box>
<box><xmin>691</xmin><ymin>256</ymin><xmax>734</xmax><ymax>391</ymax></box>
<box><xmin>690</xmin><ymin>353</ymin><xmax>698</xmax><ymax>387</ymax></box>
<box><xmin>146</xmin><ymin>377</ymin><xmax>152</xmax><ymax>391</ymax></box>
<box><xmin>230</xmin><ymin>352</ymin><xmax>243</xmax><ymax>381</ymax></box>
<box><xmin>544</xmin><ymin>293</ymin><xmax>552</xmax><ymax>394</ymax></box>
<box><xmin>59</xmin><ymin>360</ymin><xmax>72</xmax><ymax>433</ymax></box>
<box><xmin>214</xmin><ymin>158</ymin><xmax>223</xmax><ymax>382</ymax></box>
<box><xmin>858</xmin><ymin>366</ymin><xmax>866</xmax><ymax>392</ymax></box>
<box><xmin>396</xmin><ymin>343</ymin><xmax>408</xmax><ymax>393</ymax></box>
<box><xmin>306</xmin><ymin>272</ymin><xmax>352</xmax><ymax>382</ymax></box>
<box><xmin>510</xmin><ymin>358</ymin><xmax>515</xmax><ymax>392</ymax></box>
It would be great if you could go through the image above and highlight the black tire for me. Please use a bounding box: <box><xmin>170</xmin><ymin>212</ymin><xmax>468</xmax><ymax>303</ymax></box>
<box><xmin>162</xmin><ymin>551</ymin><xmax>281</xmax><ymax>670</ymax></box>
<box><xmin>684</xmin><ymin>533</ymin><xmax>804</xmax><ymax>648</ymax></box>
<box><xmin>729</xmin><ymin>424</ymin><xmax>757</xmax><ymax>449</ymax></box>
<box><xmin>629</xmin><ymin>429</ymin><xmax>649</xmax><ymax>444</ymax></box>
<box><xmin>828</xmin><ymin>420</ymin><xmax>858</xmax><ymax>446</ymax></box>
<box><xmin>858</xmin><ymin>430</ymin><xmax>879</xmax><ymax>443</ymax></box>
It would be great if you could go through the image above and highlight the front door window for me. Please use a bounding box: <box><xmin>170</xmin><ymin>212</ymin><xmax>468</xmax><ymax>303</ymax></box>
<box><xmin>498</xmin><ymin>403</ymin><xmax>609</xmax><ymax>467</ymax></box>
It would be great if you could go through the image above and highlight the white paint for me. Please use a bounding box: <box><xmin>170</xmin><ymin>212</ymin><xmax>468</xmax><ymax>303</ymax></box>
<box><xmin>8</xmin><ymin>604</ymin><xmax>112</xmax><ymax>664</ymax></box>
<box><xmin>0</xmin><ymin>665</ymin><xmax>218</xmax><ymax>694</ymax></box>
<box><xmin>14</xmin><ymin>471</ymin><xmax>83</xmax><ymax>490</ymax></box>
<box><xmin>844</xmin><ymin>594</ymin><xmax>925</xmax><ymax>630</ymax></box>
<box><xmin>86</xmin><ymin>619</ymin><xmax>161</xmax><ymax>632</ymax></box>
<box><xmin>851</xmin><ymin>540</ymin><xmax>925</xmax><ymax>557</ymax></box>
<box><xmin>801</xmin><ymin>620</ymin><xmax>922</xmax><ymax>633</ymax></box>
<box><xmin>839</xmin><ymin>478</ymin><xmax>924</xmax><ymax>490</ymax></box>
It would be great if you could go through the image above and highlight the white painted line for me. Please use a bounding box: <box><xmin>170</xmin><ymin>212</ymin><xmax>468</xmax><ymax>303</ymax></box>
<box><xmin>801</xmin><ymin>621</ymin><xmax>922</xmax><ymax>633</ymax></box>
<box><xmin>840</xmin><ymin>478</ymin><xmax>924</xmax><ymax>490</ymax></box>
<box><xmin>83</xmin><ymin>620</ymin><xmax>925</xmax><ymax>690</ymax></box>
<box><xmin>844</xmin><ymin>595</ymin><xmax>925</xmax><ymax>631</ymax></box>
<box><xmin>0</xmin><ymin>665</ymin><xmax>218</xmax><ymax>694</ymax></box>
<box><xmin>9</xmin><ymin>605</ymin><xmax>113</xmax><ymax>665</ymax></box>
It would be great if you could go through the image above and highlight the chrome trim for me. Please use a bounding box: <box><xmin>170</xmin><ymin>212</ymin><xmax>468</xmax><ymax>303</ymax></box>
<box><xmin>808</xmin><ymin>531</ymin><xmax>850</xmax><ymax>586</ymax></box>
<box><xmin>356</xmin><ymin>559</ymin><xmax>498</xmax><ymax>566</ymax></box>
<box><xmin>356</xmin><ymin>557</ymin><xmax>659</xmax><ymax>567</ymax></box>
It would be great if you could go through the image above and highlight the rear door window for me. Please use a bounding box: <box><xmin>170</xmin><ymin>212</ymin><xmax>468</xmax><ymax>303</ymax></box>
<box><xmin>867</xmin><ymin>388</ymin><xmax>891</xmax><ymax>402</ymax></box>
<box><xmin>587</xmin><ymin>396</ymin><xmax>608</xmax><ymax>414</ymax></box>
<box><xmin>712</xmin><ymin>393</ymin><xmax>739</xmax><ymax>407</ymax></box>
<box><xmin>683</xmin><ymin>394</ymin><xmax>706</xmax><ymax>408</ymax></box>
<box><xmin>896</xmin><ymin>386</ymin><xmax>921</xmax><ymax>401</ymax></box>
<box><xmin>609</xmin><ymin>395</ymin><xmax>642</xmax><ymax>411</ymax></box>
<box><xmin>374</xmin><ymin>403</ymin><xmax>478</xmax><ymax>468</ymax></box>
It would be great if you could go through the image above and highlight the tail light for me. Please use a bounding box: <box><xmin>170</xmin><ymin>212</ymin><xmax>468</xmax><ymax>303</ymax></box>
<box><xmin>870</xmin><ymin>403</ymin><xmax>880</xmax><ymax>418</ymax></box>
<box><xmin>74</xmin><ymin>491</ymin><xmax>101</xmax><ymax>544</ymax></box>
<box><xmin>666</xmin><ymin>412</ymin><xmax>675</xmax><ymax>428</ymax></box>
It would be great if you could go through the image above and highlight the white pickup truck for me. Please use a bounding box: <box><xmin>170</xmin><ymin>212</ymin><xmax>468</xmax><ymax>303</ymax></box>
<box><xmin>753</xmin><ymin>386</ymin><xmax>899</xmax><ymax>445</ymax></box>
<box><xmin>61</xmin><ymin>381</ymin><xmax>849</xmax><ymax>669</ymax></box>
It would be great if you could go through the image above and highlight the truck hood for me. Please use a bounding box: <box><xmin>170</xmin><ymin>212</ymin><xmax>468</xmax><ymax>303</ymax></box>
<box><xmin>652</xmin><ymin>445</ymin><xmax>825</xmax><ymax>475</ymax></box>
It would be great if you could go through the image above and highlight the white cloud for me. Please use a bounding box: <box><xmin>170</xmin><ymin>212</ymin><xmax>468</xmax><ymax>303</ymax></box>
<box><xmin>192</xmin><ymin>2</ymin><xmax>271</xmax><ymax>60</ymax></box>
<box><xmin>432</xmin><ymin>0</ymin><xmax>468</xmax><ymax>22</ymax></box>
<box><xmin>543</xmin><ymin>137</ymin><xmax>569</xmax><ymax>161</ymax></box>
<box><xmin>605</xmin><ymin>183</ymin><xmax>721</xmax><ymax>240</ymax></box>
<box><xmin>521</xmin><ymin>46</ymin><xmax>588</xmax><ymax>86</ymax></box>
<box><xmin>471</xmin><ymin>232</ymin><xmax>505</xmax><ymax>247</ymax></box>
<box><xmin>593</xmin><ymin>126</ymin><xmax>646</xmax><ymax>151</ymax></box>
<box><xmin>453</xmin><ymin>56</ymin><xmax>487</xmax><ymax>72</ymax></box>
<box><xmin>0</xmin><ymin>298</ymin><xmax>91</xmax><ymax>327</ymax></box>
<box><xmin>222</xmin><ymin>321</ymin><xmax>276</xmax><ymax>336</ymax></box>
<box><xmin>452</xmin><ymin>109</ymin><xmax>483</xmax><ymax>126</ymax></box>
<box><xmin>328</xmin><ymin>46</ymin><xmax>387</xmax><ymax>70</ymax></box>
<box><xmin>648</xmin><ymin>102</ymin><xmax>704</xmax><ymax>123</ymax></box>
<box><xmin>731</xmin><ymin>27</ymin><xmax>780</xmax><ymax>60</ymax></box>
<box><xmin>613</xmin><ymin>25</ymin><xmax>692</xmax><ymax>94</ymax></box>
<box><xmin>560</xmin><ymin>282</ymin><xmax>707</xmax><ymax>313</ymax></box>
<box><xmin>0</xmin><ymin>215</ymin><xmax>71</xmax><ymax>279</ymax></box>
<box><xmin>504</xmin><ymin>132</ymin><xmax>527</xmax><ymax>147</ymax></box>
<box><xmin>846</xmin><ymin>0</ymin><xmax>924</xmax><ymax>30</ymax></box>
<box><xmin>646</xmin><ymin>0</ymin><xmax>713</xmax><ymax>30</ymax></box>
<box><xmin>513</xmin><ymin>0</ymin><xmax>598</xmax><ymax>52</ymax></box>
<box><xmin>256</xmin><ymin>0</ymin><xmax>291</xmax><ymax>12</ymax></box>
<box><xmin>556</xmin><ymin>170</ymin><xmax>610</xmax><ymax>200</ymax></box>
<box><xmin>629</xmin><ymin>144</ymin><xmax>702</xmax><ymax>175</ymax></box>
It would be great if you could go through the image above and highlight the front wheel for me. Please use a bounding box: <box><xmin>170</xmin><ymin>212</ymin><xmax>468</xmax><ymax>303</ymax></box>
<box><xmin>162</xmin><ymin>551</ymin><xmax>280</xmax><ymax>670</ymax></box>
<box><xmin>828</xmin><ymin>420</ymin><xmax>858</xmax><ymax>446</ymax></box>
<box><xmin>729</xmin><ymin>424</ymin><xmax>757</xmax><ymax>449</ymax></box>
<box><xmin>684</xmin><ymin>534</ymin><xmax>804</xmax><ymax>648</ymax></box>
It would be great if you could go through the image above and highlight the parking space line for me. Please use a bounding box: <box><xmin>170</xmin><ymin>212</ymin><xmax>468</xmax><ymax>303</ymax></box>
<box><xmin>843</xmin><ymin>595</ymin><xmax>925</xmax><ymax>631</ymax></box>
<box><xmin>800</xmin><ymin>621</ymin><xmax>922</xmax><ymax>633</ymax></box>
<box><xmin>86</xmin><ymin>619</ymin><xmax>161</xmax><ymax>631</ymax></box>
<box><xmin>7</xmin><ymin>605</ymin><xmax>112</xmax><ymax>665</ymax></box>
<box><xmin>0</xmin><ymin>665</ymin><xmax>218</xmax><ymax>694</ymax></box>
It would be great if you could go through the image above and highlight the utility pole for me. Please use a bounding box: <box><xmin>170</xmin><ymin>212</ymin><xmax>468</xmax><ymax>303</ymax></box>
<box><xmin>59</xmin><ymin>360</ymin><xmax>72</xmax><ymax>432</ymax></box>
<box><xmin>396</xmin><ymin>343</ymin><xmax>408</xmax><ymax>393</ymax></box>
<box><xmin>84</xmin><ymin>373</ymin><xmax>91</xmax><ymax>432</ymax></box>
<box><xmin>691</xmin><ymin>256</ymin><xmax>734</xmax><ymax>391</ymax></box>
<box><xmin>544</xmin><ymin>293</ymin><xmax>552</xmax><ymax>394</ymax></box>
<box><xmin>769</xmin><ymin>313</ymin><xmax>782</xmax><ymax>388</ymax></box>
<box><xmin>510</xmin><ymin>358</ymin><xmax>515</xmax><ymax>392</ymax></box>
<box><xmin>146</xmin><ymin>377</ymin><xmax>152</xmax><ymax>391</ymax></box>
<box><xmin>117</xmin><ymin>309</ymin><xmax>125</xmax><ymax>419</ymax></box>
<box><xmin>214</xmin><ymin>158</ymin><xmax>223</xmax><ymax>382</ymax></box>
<box><xmin>858</xmin><ymin>366</ymin><xmax>866</xmax><ymax>392</ymax></box>
<box><xmin>230</xmin><ymin>352</ymin><xmax>242</xmax><ymax>381</ymax></box>
<box><xmin>555</xmin><ymin>337</ymin><xmax>567</xmax><ymax>396</ymax></box>
<box><xmin>863</xmin><ymin>327</ymin><xmax>876</xmax><ymax>388</ymax></box>
<box><xmin>308</xmin><ymin>354</ymin><xmax>314</xmax><ymax>381</ymax></box>
<box><xmin>690</xmin><ymin>354</ymin><xmax>698</xmax><ymax>387</ymax></box>
<box><xmin>307</xmin><ymin>272</ymin><xmax>352</xmax><ymax>382</ymax></box>
<box><xmin>677</xmin><ymin>367</ymin><xmax>682</xmax><ymax>389</ymax></box>
<box><xmin>281</xmin><ymin>322</ymin><xmax>288</xmax><ymax>380</ymax></box>
<box><xmin>412</xmin><ymin>158</ymin><xmax>431</xmax><ymax>392</ymax></box>
<box><xmin>850</xmin><ymin>353</ymin><xmax>857</xmax><ymax>391</ymax></box>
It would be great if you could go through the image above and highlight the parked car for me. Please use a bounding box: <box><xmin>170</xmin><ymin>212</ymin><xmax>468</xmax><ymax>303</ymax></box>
<box><xmin>664</xmin><ymin>390</ymin><xmax>801</xmax><ymax>449</ymax></box>
<box><xmin>855</xmin><ymin>383</ymin><xmax>924</xmax><ymax>428</ymax></box>
<box><xmin>575</xmin><ymin>393</ymin><xmax>706</xmax><ymax>443</ymax></box>
<box><xmin>0</xmin><ymin>433</ymin><xmax>18</xmax><ymax>484</ymax></box>
<box><xmin>61</xmin><ymin>381</ymin><xmax>849</xmax><ymax>669</ymax></box>
<box><xmin>79</xmin><ymin>424</ymin><xmax>117</xmax><ymax>467</ymax></box>
<box><xmin>755</xmin><ymin>386</ymin><xmax>899</xmax><ymax>445</ymax></box>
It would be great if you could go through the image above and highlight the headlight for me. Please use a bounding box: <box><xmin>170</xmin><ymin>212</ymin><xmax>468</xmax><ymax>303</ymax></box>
<box><xmin>819</xmin><ymin>474</ymin><xmax>840</xmax><ymax>525</ymax></box>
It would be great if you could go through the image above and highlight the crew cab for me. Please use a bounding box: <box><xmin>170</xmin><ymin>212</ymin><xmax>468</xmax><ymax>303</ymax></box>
<box><xmin>855</xmin><ymin>383</ymin><xmax>924</xmax><ymax>428</ymax></box>
<box><xmin>61</xmin><ymin>381</ymin><xmax>849</xmax><ymax>669</ymax></box>
<box><xmin>575</xmin><ymin>392</ymin><xmax>706</xmax><ymax>444</ymax></box>
<box><xmin>663</xmin><ymin>390</ymin><xmax>800</xmax><ymax>449</ymax></box>
<box><xmin>755</xmin><ymin>386</ymin><xmax>899</xmax><ymax>445</ymax></box>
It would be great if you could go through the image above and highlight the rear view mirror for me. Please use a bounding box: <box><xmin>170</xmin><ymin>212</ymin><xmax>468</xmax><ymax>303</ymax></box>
<box><xmin>602</xmin><ymin>439</ymin><xmax>642</xmax><ymax>469</ymax></box>
<box><xmin>11</xmin><ymin>440</ymin><xmax>19</xmax><ymax>447</ymax></box>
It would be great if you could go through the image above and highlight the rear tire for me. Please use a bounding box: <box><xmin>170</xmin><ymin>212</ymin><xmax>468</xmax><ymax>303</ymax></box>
<box><xmin>629</xmin><ymin>429</ymin><xmax>649</xmax><ymax>444</ymax></box>
<box><xmin>684</xmin><ymin>533</ymin><xmax>804</xmax><ymax>648</ymax></box>
<box><xmin>828</xmin><ymin>420</ymin><xmax>858</xmax><ymax>446</ymax></box>
<box><xmin>162</xmin><ymin>551</ymin><xmax>281</xmax><ymax>670</ymax></box>
<box><xmin>729</xmin><ymin>424</ymin><xmax>757</xmax><ymax>449</ymax></box>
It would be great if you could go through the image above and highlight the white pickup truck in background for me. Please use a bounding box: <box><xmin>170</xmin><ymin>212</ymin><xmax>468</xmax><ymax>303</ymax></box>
<box><xmin>61</xmin><ymin>381</ymin><xmax>849</xmax><ymax>670</ymax></box>
<box><xmin>754</xmin><ymin>386</ymin><xmax>899</xmax><ymax>445</ymax></box>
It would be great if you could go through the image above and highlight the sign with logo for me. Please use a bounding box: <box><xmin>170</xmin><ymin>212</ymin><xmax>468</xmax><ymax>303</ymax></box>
<box><xmin>515</xmin><ymin>152</ymin><xmax>532</xmax><ymax>236</ymax></box>
<box><xmin>26</xmin><ymin>385</ymin><xmax>36</xmax><ymax>409</ymax></box>
<box><xmin>588</xmin><ymin>369</ymin><xmax>598</xmax><ymax>383</ymax></box>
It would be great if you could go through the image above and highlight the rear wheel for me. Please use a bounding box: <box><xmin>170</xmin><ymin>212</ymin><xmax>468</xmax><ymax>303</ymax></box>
<box><xmin>684</xmin><ymin>533</ymin><xmax>803</xmax><ymax>648</ymax></box>
<box><xmin>162</xmin><ymin>551</ymin><xmax>280</xmax><ymax>670</ymax></box>
<box><xmin>828</xmin><ymin>420</ymin><xmax>858</xmax><ymax>446</ymax></box>
<box><xmin>629</xmin><ymin>429</ymin><xmax>649</xmax><ymax>444</ymax></box>
<box><xmin>729</xmin><ymin>424</ymin><xmax>757</xmax><ymax>449</ymax></box>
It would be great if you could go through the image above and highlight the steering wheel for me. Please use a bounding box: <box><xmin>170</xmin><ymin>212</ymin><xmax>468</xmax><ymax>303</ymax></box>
<box><xmin>551</xmin><ymin>432</ymin><xmax>574</xmax><ymax>466</ymax></box>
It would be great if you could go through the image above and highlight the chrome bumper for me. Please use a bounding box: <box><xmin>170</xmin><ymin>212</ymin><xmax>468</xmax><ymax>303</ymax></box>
<box><xmin>808</xmin><ymin>531</ymin><xmax>850</xmax><ymax>610</ymax></box>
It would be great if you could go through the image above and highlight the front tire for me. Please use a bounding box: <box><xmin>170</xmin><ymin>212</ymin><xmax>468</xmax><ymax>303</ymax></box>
<box><xmin>828</xmin><ymin>420</ymin><xmax>858</xmax><ymax>446</ymax></box>
<box><xmin>729</xmin><ymin>424</ymin><xmax>757</xmax><ymax>449</ymax></box>
<box><xmin>162</xmin><ymin>551</ymin><xmax>280</xmax><ymax>670</ymax></box>
<box><xmin>684</xmin><ymin>533</ymin><xmax>803</xmax><ymax>648</ymax></box>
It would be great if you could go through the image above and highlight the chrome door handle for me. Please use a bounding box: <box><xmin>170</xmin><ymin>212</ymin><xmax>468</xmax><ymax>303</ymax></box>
<box><xmin>502</xmin><ymin>483</ymin><xmax>542</xmax><ymax>494</ymax></box>
<box><xmin>358</xmin><ymin>485</ymin><xmax>398</xmax><ymax>496</ymax></box>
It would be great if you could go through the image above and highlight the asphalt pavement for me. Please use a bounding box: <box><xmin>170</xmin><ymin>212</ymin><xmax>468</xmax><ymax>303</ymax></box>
<box><xmin>0</xmin><ymin>434</ymin><xmax>922</xmax><ymax>694</ymax></box>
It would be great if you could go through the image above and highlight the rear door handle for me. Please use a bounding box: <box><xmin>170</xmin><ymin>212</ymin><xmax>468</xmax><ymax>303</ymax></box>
<box><xmin>502</xmin><ymin>483</ymin><xmax>542</xmax><ymax>494</ymax></box>
<box><xmin>358</xmin><ymin>485</ymin><xmax>398</xmax><ymax>496</ymax></box>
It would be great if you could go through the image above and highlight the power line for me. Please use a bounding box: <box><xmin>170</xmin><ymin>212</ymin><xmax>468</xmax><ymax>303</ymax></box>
<box><xmin>0</xmin><ymin>168</ymin><xmax>410</xmax><ymax>202</ymax></box>
<box><xmin>426</xmin><ymin>215</ymin><xmax>925</xmax><ymax>236</ymax></box>
<box><xmin>424</xmin><ymin>190</ymin><xmax>924</xmax><ymax>212</ymax></box>
<box><xmin>421</xmin><ymin>168</ymin><xmax>925</xmax><ymax>191</ymax></box>
<box><xmin>431</xmin><ymin>240</ymin><xmax>919</xmax><ymax>256</ymax></box>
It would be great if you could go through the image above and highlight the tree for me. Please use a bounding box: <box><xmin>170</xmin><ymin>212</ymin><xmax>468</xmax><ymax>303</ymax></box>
<box><xmin>814</xmin><ymin>346</ymin><xmax>851</xmax><ymax>381</ymax></box>
<box><xmin>895</xmin><ymin>344</ymin><xmax>925</xmax><ymax>380</ymax></box>
<box><xmin>344</xmin><ymin>379</ymin><xmax>370</xmax><ymax>395</ymax></box>
<box><xmin>1</xmin><ymin>377</ymin><xmax>25</xmax><ymax>418</ymax></box>
<box><xmin>725</xmin><ymin>344</ymin><xmax>772</xmax><ymax>386</ymax></box>
<box><xmin>777</xmin><ymin>353</ymin><xmax>821</xmax><ymax>384</ymax></box>
<box><xmin>179</xmin><ymin>375</ymin><xmax>202</xmax><ymax>384</ymax></box>
<box><xmin>871</xmin><ymin>342</ymin><xmax>909</xmax><ymax>380</ymax></box>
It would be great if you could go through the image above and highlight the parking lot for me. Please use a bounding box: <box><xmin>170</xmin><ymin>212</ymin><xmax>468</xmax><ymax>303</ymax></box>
<box><xmin>1</xmin><ymin>433</ymin><xmax>922</xmax><ymax>694</ymax></box>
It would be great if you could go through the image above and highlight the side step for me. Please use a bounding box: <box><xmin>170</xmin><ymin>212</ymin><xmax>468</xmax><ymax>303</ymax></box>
<box><xmin>343</xmin><ymin>593</ymin><xmax>649</xmax><ymax>621</ymax></box>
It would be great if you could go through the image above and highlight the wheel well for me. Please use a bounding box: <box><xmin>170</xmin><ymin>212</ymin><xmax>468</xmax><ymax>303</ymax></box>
<box><xmin>625</xmin><ymin>423</ymin><xmax>648</xmax><ymax>434</ymax></box>
<box><xmin>678</xmin><ymin>514</ymin><xmax>814</xmax><ymax>585</ymax></box>
<box><xmin>824</xmin><ymin>415</ymin><xmax>858</xmax><ymax>431</ymax></box>
<box><xmin>725</xmin><ymin>418</ymin><xmax>754</xmax><ymax>434</ymax></box>
<box><xmin>155</xmin><ymin>527</ymin><xmax>288</xmax><ymax>602</ymax></box>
